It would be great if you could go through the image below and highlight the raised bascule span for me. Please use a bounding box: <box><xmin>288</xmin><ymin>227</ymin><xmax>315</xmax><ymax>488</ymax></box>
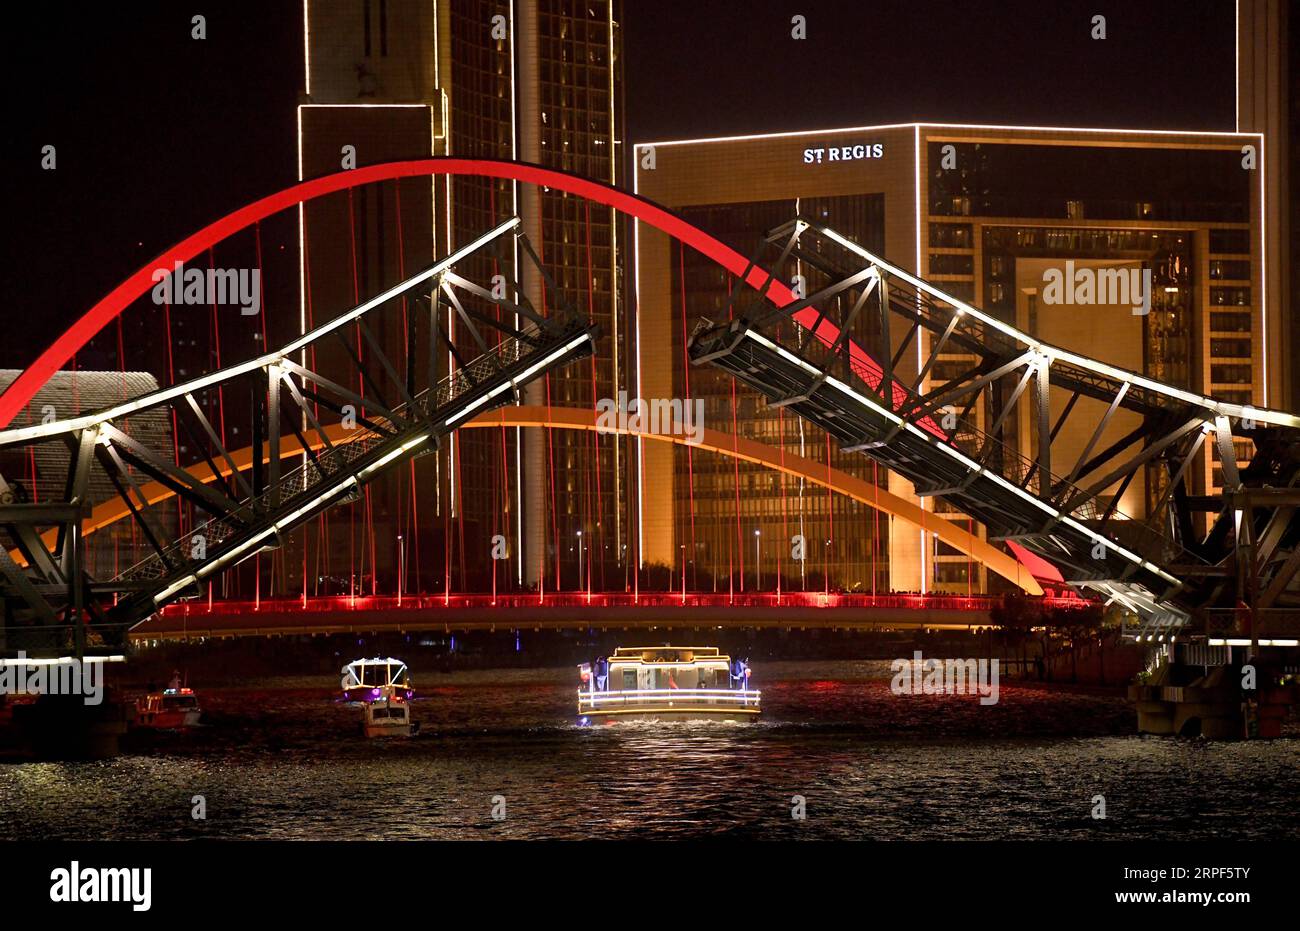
<box><xmin>688</xmin><ymin>217</ymin><xmax>1300</xmax><ymax>634</ymax></box>
<box><xmin>0</xmin><ymin>215</ymin><xmax>596</xmax><ymax>650</ymax></box>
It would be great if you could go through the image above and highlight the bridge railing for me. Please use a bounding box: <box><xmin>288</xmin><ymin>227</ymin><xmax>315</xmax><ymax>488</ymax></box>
<box><xmin>156</xmin><ymin>591</ymin><xmax>1093</xmax><ymax>616</ymax></box>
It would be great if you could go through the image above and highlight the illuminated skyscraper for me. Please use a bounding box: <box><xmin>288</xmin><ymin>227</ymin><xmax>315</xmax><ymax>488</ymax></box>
<box><xmin>299</xmin><ymin>0</ymin><xmax>626</xmax><ymax>594</ymax></box>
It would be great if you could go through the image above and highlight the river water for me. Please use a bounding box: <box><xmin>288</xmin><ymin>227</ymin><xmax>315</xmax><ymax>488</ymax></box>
<box><xmin>2</xmin><ymin>661</ymin><xmax>1297</xmax><ymax>840</ymax></box>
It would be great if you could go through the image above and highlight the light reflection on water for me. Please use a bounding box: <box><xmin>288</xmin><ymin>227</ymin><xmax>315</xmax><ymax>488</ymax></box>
<box><xmin>1</xmin><ymin>662</ymin><xmax>1296</xmax><ymax>840</ymax></box>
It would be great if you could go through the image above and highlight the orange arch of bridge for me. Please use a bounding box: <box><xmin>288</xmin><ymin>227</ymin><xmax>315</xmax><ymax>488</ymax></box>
<box><xmin>17</xmin><ymin>406</ymin><xmax>1042</xmax><ymax>596</ymax></box>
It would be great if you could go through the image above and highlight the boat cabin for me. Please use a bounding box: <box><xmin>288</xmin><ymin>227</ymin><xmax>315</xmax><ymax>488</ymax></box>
<box><xmin>341</xmin><ymin>658</ymin><xmax>412</xmax><ymax>701</ymax></box>
<box><xmin>578</xmin><ymin>646</ymin><xmax>760</xmax><ymax>722</ymax></box>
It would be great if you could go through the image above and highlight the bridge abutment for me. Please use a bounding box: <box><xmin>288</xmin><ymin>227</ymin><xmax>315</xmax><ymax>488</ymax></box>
<box><xmin>1129</xmin><ymin>657</ymin><xmax>1298</xmax><ymax>739</ymax></box>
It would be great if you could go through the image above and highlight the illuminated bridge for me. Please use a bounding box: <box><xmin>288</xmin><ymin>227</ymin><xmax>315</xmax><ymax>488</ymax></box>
<box><xmin>1</xmin><ymin>159</ymin><xmax>1297</xmax><ymax>653</ymax></box>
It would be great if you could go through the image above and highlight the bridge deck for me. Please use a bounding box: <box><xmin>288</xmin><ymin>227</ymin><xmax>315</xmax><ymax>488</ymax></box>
<box><xmin>128</xmin><ymin>593</ymin><xmax>1067</xmax><ymax>639</ymax></box>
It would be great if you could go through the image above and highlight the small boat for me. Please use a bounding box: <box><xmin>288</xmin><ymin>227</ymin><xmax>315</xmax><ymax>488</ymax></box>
<box><xmin>341</xmin><ymin>657</ymin><xmax>413</xmax><ymax>703</ymax></box>
<box><xmin>577</xmin><ymin>646</ymin><xmax>761</xmax><ymax>724</ymax></box>
<box><xmin>134</xmin><ymin>687</ymin><xmax>202</xmax><ymax>730</ymax></box>
<box><xmin>361</xmin><ymin>687</ymin><xmax>418</xmax><ymax>738</ymax></box>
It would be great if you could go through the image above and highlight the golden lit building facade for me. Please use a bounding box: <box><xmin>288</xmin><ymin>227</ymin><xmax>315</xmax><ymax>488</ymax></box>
<box><xmin>633</xmin><ymin>123</ymin><xmax>1272</xmax><ymax>595</ymax></box>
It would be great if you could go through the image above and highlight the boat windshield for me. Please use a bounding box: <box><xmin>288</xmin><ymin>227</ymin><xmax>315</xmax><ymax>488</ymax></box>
<box><xmin>343</xmin><ymin>660</ymin><xmax>410</xmax><ymax>689</ymax></box>
<box><xmin>366</xmin><ymin>664</ymin><xmax>407</xmax><ymax>687</ymax></box>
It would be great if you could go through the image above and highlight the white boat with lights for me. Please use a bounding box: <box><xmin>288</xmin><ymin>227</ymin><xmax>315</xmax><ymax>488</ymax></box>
<box><xmin>341</xmin><ymin>657</ymin><xmax>413</xmax><ymax>704</ymax></box>
<box><xmin>361</xmin><ymin>687</ymin><xmax>418</xmax><ymax>738</ymax></box>
<box><xmin>578</xmin><ymin>646</ymin><xmax>760</xmax><ymax>724</ymax></box>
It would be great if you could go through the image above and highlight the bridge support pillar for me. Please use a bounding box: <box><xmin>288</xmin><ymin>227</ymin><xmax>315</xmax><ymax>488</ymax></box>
<box><xmin>1128</xmin><ymin>660</ymin><xmax>1299</xmax><ymax>739</ymax></box>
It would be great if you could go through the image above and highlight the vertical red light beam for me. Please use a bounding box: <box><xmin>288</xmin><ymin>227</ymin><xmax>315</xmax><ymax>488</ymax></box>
<box><xmin>208</xmin><ymin>248</ymin><xmax>228</xmax><ymax>446</ymax></box>
<box><xmin>255</xmin><ymin>221</ymin><xmax>270</xmax><ymax>599</ymax></box>
<box><xmin>491</xmin><ymin>420</ymin><xmax>499</xmax><ymax>604</ymax></box>
<box><xmin>454</xmin><ymin>416</ymin><xmax>466</xmax><ymax>591</ymax></box>
<box><xmin>410</xmin><ymin>460</ymin><xmax>421</xmax><ymax>594</ymax></box>
<box><xmin>679</xmin><ymin>241</ymin><xmax>696</xmax><ymax>593</ymax></box>
<box><xmin>872</xmin><ymin>460</ymin><xmax>880</xmax><ymax>601</ymax></box>
<box><xmin>394</xmin><ymin>179</ymin><xmax>420</xmax><ymax>597</ymax></box>
<box><xmin>489</xmin><ymin>183</ymin><xmax>511</xmax><ymax>597</ymax></box>
<box><xmin>778</xmin><ymin>321</ymin><xmax>787</xmax><ymax>603</ymax></box>
<box><xmin>968</xmin><ymin>516</ymin><xmax>974</xmax><ymax>599</ymax></box>
<box><xmin>444</xmin><ymin>453</ymin><xmax>451</xmax><ymax>606</ymax></box>
<box><xmin>536</xmin><ymin>226</ymin><xmax>561</xmax><ymax>591</ymax></box>
<box><xmin>585</xmin><ymin>201</ymin><xmax>603</xmax><ymax>593</ymax></box>
<box><xmin>162</xmin><ymin>296</ymin><xmax>182</xmax><ymax>535</ymax></box>
<box><xmin>825</xmin><ymin>433</ymin><xmax>833</xmax><ymax>597</ymax></box>
<box><xmin>303</xmin><ymin>210</ymin><xmax>327</xmax><ymax>599</ymax></box>
<box><xmin>727</xmin><ymin>275</ymin><xmax>742</xmax><ymax>597</ymax></box>
<box><xmin>347</xmin><ymin>189</ymin><xmax>361</xmax><ymax>603</ymax></box>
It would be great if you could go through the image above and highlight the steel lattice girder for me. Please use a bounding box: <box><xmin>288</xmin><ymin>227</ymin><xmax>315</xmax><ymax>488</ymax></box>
<box><xmin>689</xmin><ymin>218</ymin><xmax>1300</xmax><ymax>623</ymax></box>
<box><xmin>0</xmin><ymin>219</ymin><xmax>597</xmax><ymax>636</ymax></box>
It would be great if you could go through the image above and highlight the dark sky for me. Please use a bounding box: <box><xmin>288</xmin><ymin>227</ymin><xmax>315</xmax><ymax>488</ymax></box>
<box><xmin>4</xmin><ymin>0</ymin><xmax>1237</xmax><ymax>368</ymax></box>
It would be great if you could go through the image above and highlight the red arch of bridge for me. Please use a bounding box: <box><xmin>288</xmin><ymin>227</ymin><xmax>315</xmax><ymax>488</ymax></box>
<box><xmin>0</xmin><ymin>157</ymin><xmax>909</xmax><ymax>429</ymax></box>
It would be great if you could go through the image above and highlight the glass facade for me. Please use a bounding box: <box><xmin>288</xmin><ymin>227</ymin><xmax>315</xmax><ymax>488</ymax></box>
<box><xmin>669</xmin><ymin>195</ymin><xmax>890</xmax><ymax>593</ymax></box>
<box><xmin>638</xmin><ymin>126</ymin><xmax>1265</xmax><ymax>595</ymax></box>
<box><xmin>445</xmin><ymin>0</ymin><xmax>625</xmax><ymax>591</ymax></box>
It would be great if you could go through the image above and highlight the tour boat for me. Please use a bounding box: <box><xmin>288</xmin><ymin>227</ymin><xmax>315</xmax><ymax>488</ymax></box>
<box><xmin>341</xmin><ymin>657</ymin><xmax>413</xmax><ymax>703</ymax></box>
<box><xmin>577</xmin><ymin>646</ymin><xmax>761</xmax><ymax>724</ymax></box>
<box><xmin>133</xmin><ymin>687</ymin><xmax>202</xmax><ymax>730</ymax></box>
<box><xmin>361</xmin><ymin>687</ymin><xmax>418</xmax><ymax>738</ymax></box>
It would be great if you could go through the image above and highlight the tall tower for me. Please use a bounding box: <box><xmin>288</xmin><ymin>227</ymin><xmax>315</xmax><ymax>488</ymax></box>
<box><xmin>299</xmin><ymin>0</ymin><xmax>626</xmax><ymax>595</ymax></box>
<box><xmin>1237</xmin><ymin>0</ymin><xmax>1292</xmax><ymax>410</ymax></box>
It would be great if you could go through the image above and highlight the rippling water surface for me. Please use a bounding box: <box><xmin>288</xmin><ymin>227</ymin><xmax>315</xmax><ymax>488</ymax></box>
<box><xmin>2</xmin><ymin>661</ymin><xmax>1297</xmax><ymax>840</ymax></box>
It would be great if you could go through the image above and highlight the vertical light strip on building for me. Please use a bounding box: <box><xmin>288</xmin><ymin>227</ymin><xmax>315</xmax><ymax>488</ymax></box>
<box><xmin>303</xmin><ymin>0</ymin><xmax>311</xmax><ymax>96</ymax></box>
<box><xmin>1259</xmin><ymin>130</ymin><xmax>1268</xmax><ymax>406</ymax></box>
<box><xmin>296</xmin><ymin>106</ymin><xmax>305</xmax><ymax>343</ymax></box>
<box><xmin>608</xmin><ymin>1</ymin><xmax>622</xmax><ymax>563</ymax></box>
<box><xmin>510</xmin><ymin>0</ymin><xmax>523</xmax><ymax>584</ymax></box>
<box><xmin>914</xmin><ymin>123</ymin><xmax>927</xmax><ymax>594</ymax></box>
<box><xmin>433</xmin><ymin>2</ymin><xmax>444</xmax><ymax>518</ymax></box>
<box><xmin>632</xmin><ymin>146</ymin><xmax>644</xmax><ymax>569</ymax></box>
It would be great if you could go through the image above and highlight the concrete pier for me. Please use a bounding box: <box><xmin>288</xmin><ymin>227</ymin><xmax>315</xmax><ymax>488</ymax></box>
<box><xmin>1129</xmin><ymin>661</ymin><xmax>1298</xmax><ymax>739</ymax></box>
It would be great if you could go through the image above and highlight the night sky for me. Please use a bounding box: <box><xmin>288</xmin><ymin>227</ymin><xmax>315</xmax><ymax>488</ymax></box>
<box><xmin>5</xmin><ymin>0</ymin><xmax>1236</xmax><ymax>368</ymax></box>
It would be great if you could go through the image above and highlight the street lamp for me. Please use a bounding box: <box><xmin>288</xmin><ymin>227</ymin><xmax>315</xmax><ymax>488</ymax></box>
<box><xmin>576</xmin><ymin>530</ymin><xmax>584</xmax><ymax>592</ymax></box>
<box><xmin>754</xmin><ymin>529</ymin><xmax>761</xmax><ymax>591</ymax></box>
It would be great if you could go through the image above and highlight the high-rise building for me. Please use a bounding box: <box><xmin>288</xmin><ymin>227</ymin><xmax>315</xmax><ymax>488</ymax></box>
<box><xmin>298</xmin><ymin>0</ymin><xmax>626</xmax><ymax>595</ymax></box>
<box><xmin>1237</xmin><ymin>0</ymin><xmax>1293</xmax><ymax>411</ymax></box>
<box><xmin>633</xmin><ymin>123</ymin><xmax>1272</xmax><ymax>595</ymax></box>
